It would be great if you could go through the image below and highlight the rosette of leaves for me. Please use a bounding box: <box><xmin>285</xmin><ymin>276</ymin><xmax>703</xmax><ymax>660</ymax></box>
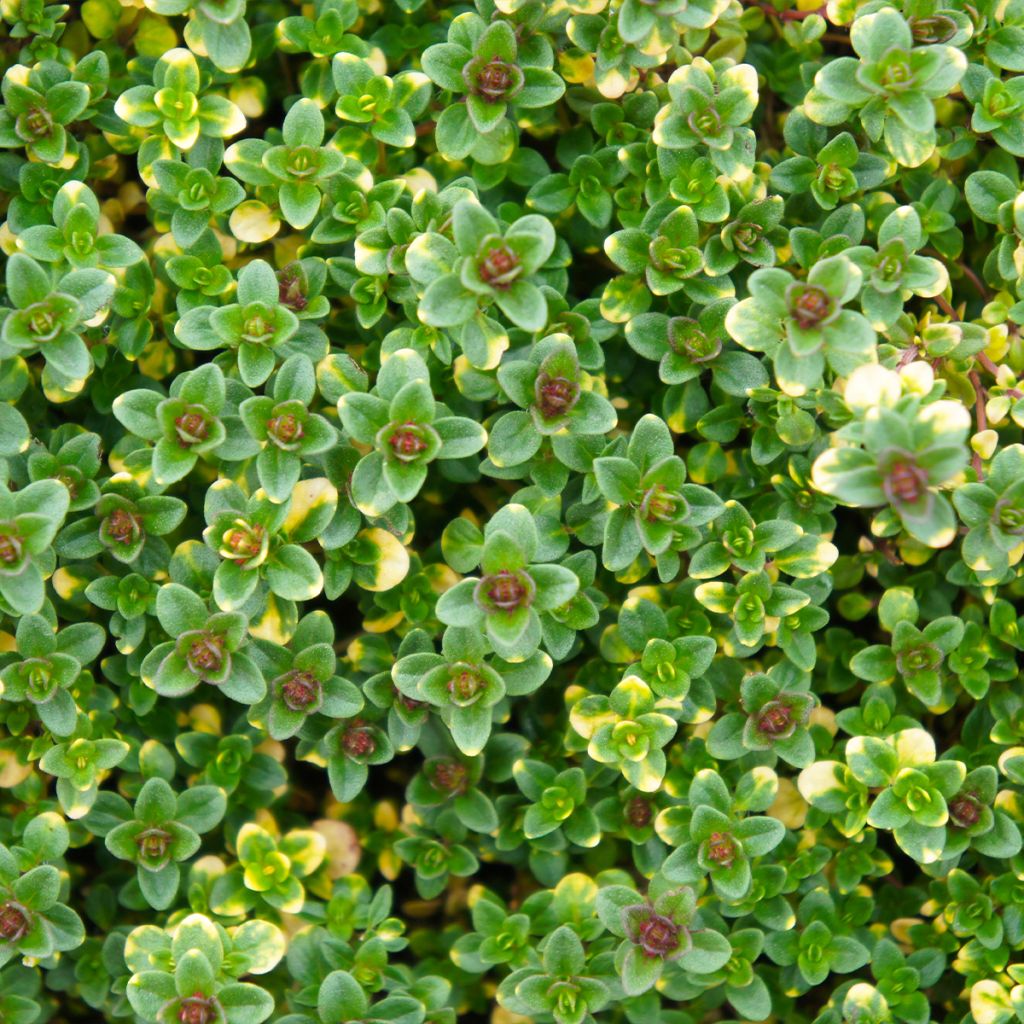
<box><xmin>571</xmin><ymin>675</ymin><xmax>677</xmax><ymax>791</ymax></box>
<box><xmin>175</xmin><ymin>731</ymin><xmax>285</xmax><ymax>798</ymax></box>
<box><xmin>770</xmin><ymin>112</ymin><xmax>889</xmax><ymax>211</ymax></box>
<box><xmin>497</xmin><ymin>925</ymin><xmax>610</xmax><ymax>1024</ymax></box>
<box><xmin>704</xmin><ymin>196</ymin><xmax>787</xmax><ymax>277</ymax></box>
<box><xmin>603</xmin><ymin>201</ymin><xmax>710</xmax><ymax>318</ymax></box>
<box><xmin>113</xmin><ymin>362</ymin><xmax>259</xmax><ymax>486</ymax></box>
<box><xmin>202</xmin><ymin>477</ymin><xmax>329</xmax><ymax>610</ymax></box>
<box><xmin>0</xmin><ymin>61</ymin><xmax>90</xmax><ymax>164</ymax></box>
<box><xmin>277</xmin><ymin>258</ymin><xmax>331</xmax><ymax>321</ymax></box>
<box><xmin>435</xmin><ymin>502</ymin><xmax>580</xmax><ymax>661</ymax></box>
<box><xmin>0</xmin><ymin>253</ymin><xmax>114</xmax><ymax>391</ymax></box>
<box><xmin>652</xmin><ymin>58</ymin><xmax>759</xmax><ymax>179</ymax></box>
<box><xmin>944</xmin><ymin>621</ymin><xmax>1004</xmax><ymax>702</ymax></box>
<box><xmin>164</xmin><ymin>231</ymin><xmax>235</xmax><ymax>313</ymax></box>
<box><xmin>415</xmin><ymin>198</ymin><xmax>556</xmax><ymax>333</ymax></box>
<box><xmin>850</xmin><ymin>615</ymin><xmax>965</xmax><ymax>707</ymax></box>
<box><xmin>248</xmin><ymin>611</ymin><xmax>362</xmax><ymax>741</ymax></box>
<box><xmin>332</xmin><ymin>54</ymin><xmax>431</xmax><ymax>151</ymax></box>
<box><xmin>763</xmin><ymin>889</ymin><xmax>870</xmax><ymax>988</ymax></box>
<box><xmin>276</xmin><ymin>0</ymin><xmax>367</xmax><ymax>62</ymax></box>
<box><xmin>25</xmin><ymin>430</ymin><xmax>102</xmax><ymax>513</ymax></box>
<box><xmin>310</xmin><ymin>167</ymin><xmax>401</xmax><ymax>245</ymax></box>
<box><xmin>724</xmin><ymin>253</ymin><xmax>876</xmax><ymax>397</ymax></box>
<box><xmin>150</xmin><ymin>138</ymin><xmax>245</xmax><ymax>247</ymax></box>
<box><xmin>406</xmin><ymin>751</ymin><xmax>497</xmax><ymax>835</ymax></box>
<box><xmin>392</xmin><ymin>625</ymin><xmax>549</xmax><ymax>756</ymax></box>
<box><xmin>687</xmin><ymin>499</ymin><xmax>804</xmax><ymax>580</ymax></box>
<box><xmin>707</xmin><ymin>666</ymin><xmax>820</xmax><ymax>768</ymax></box>
<box><xmin>803</xmin><ymin>7</ymin><xmax>967</xmax><ymax>167</ymax></box>
<box><xmin>938</xmin><ymin>766</ymin><xmax>1023</xmax><ymax>863</ymax></box>
<box><xmin>238</xmin><ymin>355</ymin><xmax>336</xmax><ymax>502</ymax></box>
<box><xmin>844</xmin><ymin>726</ymin><xmax>965</xmax><ymax>863</ymax></box>
<box><xmin>513</xmin><ymin>759</ymin><xmax>600</xmax><ymax>847</ymax></box>
<box><xmin>86</xmin><ymin>777</ymin><xmax>225</xmax><ymax>910</ymax></box>
<box><xmin>393</xmin><ymin>825</ymin><xmax>479</xmax><ymax>900</ymax></box>
<box><xmin>845</xmin><ymin>206</ymin><xmax>949</xmax><ymax>329</ymax></box>
<box><xmin>38</xmin><ymin>730</ymin><xmax>129</xmax><ymax>819</ymax></box>
<box><xmin>3</xmin><ymin>0</ymin><xmax>69</xmax><ymax>45</ymax></box>
<box><xmin>55</xmin><ymin>479</ymin><xmax>186</xmax><ymax>571</ymax></box>
<box><xmin>140</xmin><ymin>583</ymin><xmax>265</xmax><ymax>706</ymax></box>
<box><xmin>321</xmin><ymin>717</ymin><xmax>394</xmax><ymax>803</ymax></box>
<box><xmin>859</xmin><ymin>938</ymin><xmax>945</xmax><ymax>1024</ymax></box>
<box><xmin>942</xmin><ymin>869</ymin><xmax>1003</xmax><ymax>949</ymax></box>
<box><xmin>124</xmin><ymin>913</ymin><xmax>274</xmax><ymax>1024</ymax></box>
<box><xmin>526</xmin><ymin>148</ymin><xmax>626</xmax><ymax>230</ymax></box>
<box><xmin>811</xmin><ymin>366</ymin><xmax>970</xmax><ymax>548</ymax></box>
<box><xmin>694</xmin><ymin>570</ymin><xmax>812</xmax><ymax>650</ymax></box>
<box><xmin>625</xmin><ymin>633</ymin><xmax>717</xmax><ymax>722</ymax></box>
<box><xmin>0</xmin><ymin>478</ymin><xmax>69</xmax><ymax>615</ymax></box>
<box><xmin>0</xmin><ymin>840</ymin><xmax>83</xmax><ymax>968</ymax></box>
<box><xmin>338</xmin><ymin>348</ymin><xmax>485</xmax><ymax>517</ymax></box>
<box><xmin>210</xmin><ymin>823</ymin><xmax>325</xmax><ymax>916</ymax></box>
<box><xmin>593</xmin><ymin>413</ymin><xmax>723</xmax><ymax>573</ymax></box>
<box><xmin>225</xmin><ymin>97</ymin><xmax>346</xmax><ymax>230</ymax></box>
<box><xmin>965</xmin><ymin>66</ymin><xmax>1024</xmax><ymax>156</ymax></box>
<box><xmin>596</xmin><ymin>877</ymin><xmax>732</xmax><ymax>996</ymax></box>
<box><xmin>115</xmin><ymin>48</ymin><xmax>246</xmax><ymax>152</ymax></box>
<box><xmin>487</xmin><ymin>333</ymin><xmax>617</xmax><ymax>476</ymax></box>
<box><xmin>602</xmin><ymin>786</ymin><xmax>667</xmax><ymax>860</ymax></box>
<box><xmin>661</xmin><ymin>152</ymin><xmax>729</xmax><ymax>223</ymax></box>
<box><xmin>422</xmin><ymin>14</ymin><xmax>564</xmax><ymax>161</ymax></box>
<box><xmin>176</xmin><ymin>260</ymin><xmax>306</xmax><ymax>387</ymax></box>
<box><xmin>954</xmin><ymin>443</ymin><xmax>1024</xmax><ymax>584</ymax></box>
<box><xmin>318</xmin><ymin>876</ymin><xmax>402</xmax><ymax>948</ymax></box>
<box><xmin>451</xmin><ymin>889</ymin><xmax>537</xmax><ymax>973</ymax></box>
<box><xmin>625</xmin><ymin>300</ymin><xmax>739</xmax><ymax>388</ymax></box>
<box><xmin>323</xmin><ymin>261</ymin><xmax>390</xmax><ymax>332</ymax></box>
<box><xmin>0</xmin><ymin>612</ymin><xmax>104</xmax><ymax>737</ymax></box>
<box><xmin>18</xmin><ymin>179</ymin><xmax>143</xmax><ymax>270</ymax></box>
<box><xmin>661</xmin><ymin>770</ymin><xmax>785</xmax><ymax>900</ymax></box>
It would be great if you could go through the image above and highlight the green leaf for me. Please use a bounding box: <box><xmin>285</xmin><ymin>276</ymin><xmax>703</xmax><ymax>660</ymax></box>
<box><xmin>620</xmin><ymin>944</ymin><xmax>663</xmax><ymax>995</ymax></box>
<box><xmin>680</xmin><ymin>928</ymin><xmax>732</xmax><ymax>973</ymax></box>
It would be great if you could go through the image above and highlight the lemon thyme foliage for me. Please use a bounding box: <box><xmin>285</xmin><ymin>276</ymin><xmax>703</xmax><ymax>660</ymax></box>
<box><xmin>4</xmin><ymin>1</ymin><xmax>1024</xmax><ymax>1023</ymax></box>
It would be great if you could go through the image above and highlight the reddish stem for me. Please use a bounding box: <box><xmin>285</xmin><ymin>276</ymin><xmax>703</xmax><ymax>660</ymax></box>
<box><xmin>923</xmin><ymin>249</ymin><xmax>989</xmax><ymax>300</ymax></box>
<box><xmin>896</xmin><ymin>344</ymin><xmax>919</xmax><ymax>369</ymax></box>
<box><xmin>976</xmin><ymin>351</ymin><xmax>1001</xmax><ymax>377</ymax></box>
<box><xmin>958</xmin><ymin>262</ymin><xmax>990</xmax><ymax>301</ymax></box>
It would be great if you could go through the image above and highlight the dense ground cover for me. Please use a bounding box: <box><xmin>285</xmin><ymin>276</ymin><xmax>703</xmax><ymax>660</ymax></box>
<box><xmin>2</xmin><ymin>1</ymin><xmax>1024</xmax><ymax>1023</ymax></box>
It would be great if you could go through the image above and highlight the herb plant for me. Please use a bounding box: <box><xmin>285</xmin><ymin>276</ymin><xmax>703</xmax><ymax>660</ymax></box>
<box><xmin>0</xmin><ymin>2</ymin><xmax>1021</xmax><ymax>1024</ymax></box>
